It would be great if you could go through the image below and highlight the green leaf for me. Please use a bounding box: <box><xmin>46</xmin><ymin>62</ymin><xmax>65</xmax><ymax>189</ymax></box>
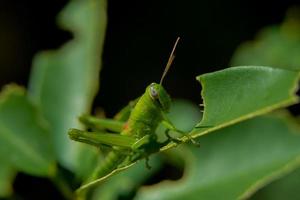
<box><xmin>196</xmin><ymin>66</ymin><xmax>298</xmax><ymax>129</ymax></box>
<box><xmin>0</xmin><ymin>161</ymin><xmax>15</xmax><ymax>197</ymax></box>
<box><xmin>76</xmin><ymin>162</ymin><xmax>137</xmax><ymax>195</ymax></box>
<box><xmin>251</xmin><ymin>167</ymin><xmax>300</xmax><ymax>200</ymax></box>
<box><xmin>227</xmin><ymin>10</ymin><xmax>300</xmax><ymax>199</ymax></box>
<box><xmin>0</xmin><ymin>85</ymin><xmax>55</xmax><ymax>176</ymax></box>
<box><xmin>28</xmin><ymin>0</ymin><xmax>107</xmax><ymax>172</ymax></box>
<box><xmin>231</xmin><ymin>9</ymin><xmax>300</xmax><ymax>70</ymax></box>
<box><xmin>135</xmin><ymin>114</ymin><xmax>300</xmax><ymax>200</ymax></box>
<box><xmin>163</xmin><ymin>66</ymin><xmax>299</xmax><ymax>150</ymax></box>
<box><xmin>166</xmin><ymin>99</ymin><xmax>202</xmax><ymax>132</ymax></box>
<box><xmin>91</xmin><ymin>155</ymin><xmax>163</xmax><ymax>200</ymax></box>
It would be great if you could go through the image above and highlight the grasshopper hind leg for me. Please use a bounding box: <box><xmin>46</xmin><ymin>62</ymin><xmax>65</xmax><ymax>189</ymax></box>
<box><xmin>79</xmin><ymin>115</ymin><xmax>125</xmax><ymax>132</ymax></box>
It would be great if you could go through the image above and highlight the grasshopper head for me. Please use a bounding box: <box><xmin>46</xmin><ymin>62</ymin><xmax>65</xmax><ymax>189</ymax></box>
<box><xmin>147</xmin><ymin>82</ymin><xmax>171</xmax><ymax>112</ymax></box>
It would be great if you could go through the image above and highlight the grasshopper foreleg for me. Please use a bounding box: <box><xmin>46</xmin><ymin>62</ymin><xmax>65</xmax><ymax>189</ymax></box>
<box><xmin>161</xmin><ymin>118</ymin><xmax>200</xmax><ymax>147</ymax></box>
<box><xmin>164</xmin><ymin>129</ymin><xmax>182</xmax><ymax>144</ymax></box>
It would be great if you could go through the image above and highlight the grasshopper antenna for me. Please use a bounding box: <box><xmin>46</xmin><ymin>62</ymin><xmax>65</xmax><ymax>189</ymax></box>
<box><xmin>159</xmin><ymin>37</ymin><xmax>180</xmax><ymax>85</ymax></box>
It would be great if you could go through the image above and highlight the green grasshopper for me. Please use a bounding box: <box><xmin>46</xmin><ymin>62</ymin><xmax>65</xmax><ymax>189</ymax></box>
<box><xmin>68</xmin><ymin>37</ymin><xmax>199</xmax><ymax>183</ymax></box>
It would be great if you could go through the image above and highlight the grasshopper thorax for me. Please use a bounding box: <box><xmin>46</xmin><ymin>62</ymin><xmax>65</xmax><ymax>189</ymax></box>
<box><xmin>147</xmin><ymin>82</ymin><xmax>171</xmax><ymax>112</ymax></box>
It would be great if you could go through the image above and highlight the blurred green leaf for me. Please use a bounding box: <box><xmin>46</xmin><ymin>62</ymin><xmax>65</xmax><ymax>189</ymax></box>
<box><xmin>230</xmin><ymin>10</ymin><xmax>300</xmax><ymax>200</ymax></box>
<box><xmin>0</xmin><ymin>85</ymin><xmax>55</xmax><ymax>176</ymax></box>
<box><xmin>0</xmin><ymin>161</ymin><xmax>15</xmax><ymax>197</ymax></box>
<box><xmin>28</xmin><ymin>0</ymin><xmax>107</xmax><ymax>173</ymax></box>
<box><xmin>231</xmin><ymin>8</ymin><xmax>300</xmax><ymax>70</ymax></box>
<box><xmin>92</xmin><ymin>156</ymin><xmax>162</xmax><ymax>200</ymax></box>
<box><xmin>136</xmin><ymin>114</ymin><xmax>300</xmax><ymax>200</ymax></box>
<box><xmin>251</xmin><ymin>166</ymin><xmax>300</xmax><ymax>200</ymax></box>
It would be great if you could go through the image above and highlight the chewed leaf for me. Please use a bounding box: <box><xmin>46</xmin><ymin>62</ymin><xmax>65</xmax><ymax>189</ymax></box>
<box><xmin>195</xmin><ymin>66</ymin><xmax>298</xmax><ymax>134</ymax></box>
<box><xmin>162</xmin><ymin>66</ymin><xmax>299</xmax><ymax>151</ymax></box>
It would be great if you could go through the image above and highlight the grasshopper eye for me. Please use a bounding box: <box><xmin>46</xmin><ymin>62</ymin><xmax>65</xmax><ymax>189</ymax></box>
<box><xmin>149</xmin><ymin>86</ymin><xmax>159</xmax><ymax>99</ymax></box>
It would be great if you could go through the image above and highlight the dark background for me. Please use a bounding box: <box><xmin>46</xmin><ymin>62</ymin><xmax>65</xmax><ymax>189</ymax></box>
<box><xmin>1</xmin><ymin>0</ymin><xmax>300</xmax><ymax>116</ymax></box>
<box><xmin>0</xmin><ymin>0</ymin><xmax>299</xmax><ymax>199</ymax></box>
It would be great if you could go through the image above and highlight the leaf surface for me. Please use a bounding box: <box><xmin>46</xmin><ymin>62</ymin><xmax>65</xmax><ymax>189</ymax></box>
<box><xmin>28</xmin><ymin>0</ymin><xmax>107</xmax><ymax>172</ymax></box>
<box><xmin>136</xmin><ymin>114</ymin><xmax>300</xmax><ymax>200</ymax></box>
<box><xmin>231</xmin><ymin>9</ymin><xmax>300</xmax><ymax>71</ymax></box>
<box><xmin>163</xmin><ymin>66</ymin><xmax>299</xmax><ymax>150</ymax></box>
<box><xmin>229</xmin><ymin>10</ymin><xmax>300</xmax><ymax>199</ymax></box>
<box><xmin>251</xmin><ymin>166</ymin><xmax>300</xmax><ymax>200</ymax></box>
<box><xmin>0</xmin><ymin>85</ymin><xmax>55</xmax><ymax>176</ymax></box>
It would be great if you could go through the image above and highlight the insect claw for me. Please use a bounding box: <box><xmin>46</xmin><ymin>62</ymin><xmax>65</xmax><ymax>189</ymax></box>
<box><xmin>191</xmin><ymin>139</ymin><xmax>201</xmax><ymax>147</ymax></box>
<box><xmin>182</xmin><ymin>133</ymin><xmax>200</xmax><ymax>147</ymax></box>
